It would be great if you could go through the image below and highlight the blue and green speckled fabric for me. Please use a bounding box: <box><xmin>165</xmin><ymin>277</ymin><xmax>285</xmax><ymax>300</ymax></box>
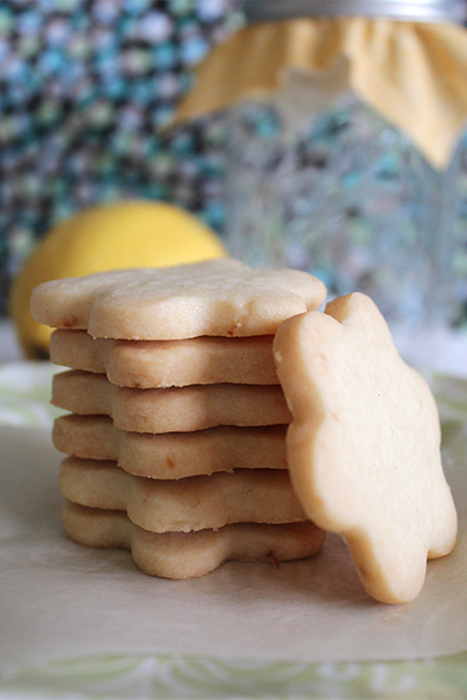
<box><xmin>2</xmin><ymin>0</ymin><xmax>467</xmax><ymax>325</ymax></box>
<box><xmin>0</xmin><ymin>0</ymin><xmax>242</xmax><ymax>313</ymax></box>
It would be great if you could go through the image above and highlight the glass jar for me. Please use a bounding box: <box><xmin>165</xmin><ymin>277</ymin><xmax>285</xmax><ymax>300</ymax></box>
<box><xmin>223</xmin><ymin>0</ymin><xmax>467</xmax><ymax>329</ymax></box>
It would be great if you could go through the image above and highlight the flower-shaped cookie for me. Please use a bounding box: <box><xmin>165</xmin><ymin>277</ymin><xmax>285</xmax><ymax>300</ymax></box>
<box><xmin>30</xmin><ymin>258</ymin><xmax>327</xmax><ymax>340</ymax></box>
<box><xmin>273</xmin><ymin>292</ymin><xmax>457</xmax><ymax>604</ymax></box>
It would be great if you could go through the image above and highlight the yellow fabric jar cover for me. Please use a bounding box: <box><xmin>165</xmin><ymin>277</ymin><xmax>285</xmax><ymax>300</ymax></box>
<box><xmin>176</xmin><ymin>17</ymin><xmax>467</xmax><ymax>169</ymax></box>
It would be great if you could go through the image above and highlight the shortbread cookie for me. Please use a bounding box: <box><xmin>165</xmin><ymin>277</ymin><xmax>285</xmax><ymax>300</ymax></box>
<box><xmin>53</xmin><ymin>414</ymin><xmax>288</xmax><ymax>479</ymax></box>
<box><xmin>50</xmin><ymin>330</ymin><xmax>279</xmax><ymax>387</ymax></box>
<box><xmin>52</xmin><ymin>370</ymin><xmax>291</xmax><ymax>433</ymax></box>
<box><xmin>62</xmin><ymin>501</ymin><xmax>326</xmax><ymax>579</ymax></box>
<box><xmin>273</xmin><ymin>292</ymin><xmax>458</xmax><ymax>604</ymax></box>
<box><xmin>59</xmin><ymin>457</ymin><xmax>306</xmax><ymax>532</ymax></box>
<box><xmin>30</xmin><ymin>258</ymin><xmax>327</xmax><ymax>339</ymax></box>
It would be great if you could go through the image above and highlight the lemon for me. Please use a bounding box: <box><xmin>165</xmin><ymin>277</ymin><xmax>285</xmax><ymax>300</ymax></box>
<box><xmin>9</xmin><ymin>200</ymin><xmax>227</xmax><ymax>358</ymax></box>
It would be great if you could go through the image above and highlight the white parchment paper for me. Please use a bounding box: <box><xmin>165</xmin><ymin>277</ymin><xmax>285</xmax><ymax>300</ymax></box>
<box><xmin>1</xmin><ymin>421</ymin><xmax>466</xmax><ymax>678</ymax></box>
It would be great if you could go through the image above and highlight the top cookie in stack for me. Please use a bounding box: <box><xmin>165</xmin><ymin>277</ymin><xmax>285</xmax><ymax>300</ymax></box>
<box><xmin>31</xmin><ymin>258</ymin><xmax>327</xmax><ymax>579</ymax></box>
<box><xmin>31</xmin><ymin>258</ymin><xmax>326</xmax><ymax>343</ymax></box>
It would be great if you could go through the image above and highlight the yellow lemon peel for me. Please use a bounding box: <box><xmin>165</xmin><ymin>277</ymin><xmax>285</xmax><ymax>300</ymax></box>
<box><xmin>9</xmin><ymin>200</ymin><xmax>226</xmax><ymax>358</ymax></box>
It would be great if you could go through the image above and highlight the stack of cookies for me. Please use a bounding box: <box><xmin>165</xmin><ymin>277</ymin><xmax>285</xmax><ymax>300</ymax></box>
<box><xmin>31</xmin><ymin>258</ymin><xmax>327</xmax><ymax>579</ymax></box>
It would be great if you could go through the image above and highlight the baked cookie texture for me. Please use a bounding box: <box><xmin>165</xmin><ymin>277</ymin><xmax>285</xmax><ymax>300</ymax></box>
<box><xmin>273</xmin><ymin>292</ymin><xmax>457</xmax><ymax>604</ymax></box>
<box><xmin>51</xmin><ymin>370</ymin><xmax>291</xmax><ymax>433</ymax></box>
<box><xmin>62</xmin><ymin>502</ymin><xmax>325</xmax><ymax>580</ymax></box>
<box><xmin>32</xmin><ymin>259</ymin><xmax>456</xmax><ymax>601</ymax></box>
<box><xmin>49</xmin><ymin>330</ymin><xmax>279</xmax><ymax>387</ymax></box>
<box><xmin>53</xmin><ymin>415</ymin><xmax>288</xmax><ymax>479</ymax></box>
<box><xmin>33</xmin><ymin>259</ymin><xmax>327</xmax><ymax>578</ymax></box>
<box><xmin>30</xmin><ymin>258</ymin><xmax>327</xmax><ymax>339</ymax></box>
<box><xmin>59</xmin><ymin>458</ymin><xmax>307</xmax><ymax>533</ymax></box>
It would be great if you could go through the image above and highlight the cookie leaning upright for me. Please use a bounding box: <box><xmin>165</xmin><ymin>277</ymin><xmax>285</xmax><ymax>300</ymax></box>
<box><xmin>30</xmin><ymin>258</ymin><xmax>327</xmax><ymax>340</ymax></box>
<box><xmin>273</xmin><ymin>292</ymin><xmax>458</xmax><ymax>605</ymax></box>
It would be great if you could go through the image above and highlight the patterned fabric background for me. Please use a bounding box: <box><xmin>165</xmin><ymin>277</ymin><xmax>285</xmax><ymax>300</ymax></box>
<box><xmin>1</xmin><ymin>0</ymin><xmax>467</xmax><ymax>324</ymax></box>
<box><xmin>0</xmin><ymin>0</ymin><xmax>242</xmax><ymax>315</ymax></box>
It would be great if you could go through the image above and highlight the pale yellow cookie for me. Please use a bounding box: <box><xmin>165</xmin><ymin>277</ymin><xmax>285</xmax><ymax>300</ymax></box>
<box><xmin>53</xmin><ymin>414</ymin><xmax>288</xmax><ymax>479</ymax></box>
<box><xmin>49</xmin><ymin>330</ymin><xmax>279</xmax><ymax>387</ymax></box>
<box><xmin>30</xmin><ymin>258</ymin><xmax>327</xmax><ymax>339</ymax></box>
<box><xmin>62</xmin><ymin>501</ymin><xmax>326</xmax><ymax>579</ymax></box>
<box><xmin>273</xmin><ymin>292</ymin><xmax>458</xmax><ymax>604</ymax></box>
<box><xmin>59</xmin><ymin>457</ymin><xmax>306</xmax><ymax>532</ymax></box>
<box><xmin>52</xmin><ymin>370</ymin><xmax>291</xmax><ymax>433</ymax></box>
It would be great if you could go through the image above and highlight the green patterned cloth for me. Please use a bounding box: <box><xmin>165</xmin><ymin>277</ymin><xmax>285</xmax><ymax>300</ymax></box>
<box><xmin>1</xmin><ymin>361</ymin><xmax>466</xmax><ymax>699</ymax></box>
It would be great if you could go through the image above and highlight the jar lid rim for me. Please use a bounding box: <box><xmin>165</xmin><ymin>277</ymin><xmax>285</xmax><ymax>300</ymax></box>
<box><xmin>242</xmin><ymin>0</ymin><xmax>467</xmax><ymax>23</ymax></box>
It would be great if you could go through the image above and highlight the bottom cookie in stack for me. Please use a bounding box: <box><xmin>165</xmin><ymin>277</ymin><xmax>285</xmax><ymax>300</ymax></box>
<box><xmin>57</xmin><ymin>456</ymin><xmax>325</xmax><ymax>578</ymax></box>
<box><xmin>62</xmin><ymin>502</ymin><xmax>325</xmax><ymax>579</ymax></box>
